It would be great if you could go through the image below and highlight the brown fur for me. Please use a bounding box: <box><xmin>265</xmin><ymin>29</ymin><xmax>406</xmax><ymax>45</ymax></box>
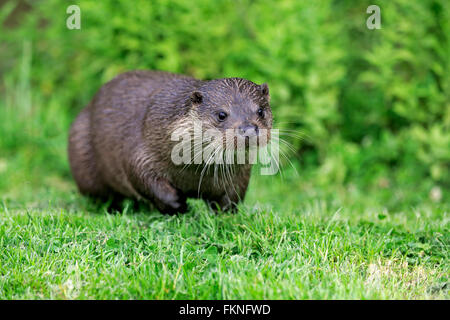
<box><xmin>68</xmin><ymin>70</ymin><xmax>272</xmax><ymax>214</ymax></box>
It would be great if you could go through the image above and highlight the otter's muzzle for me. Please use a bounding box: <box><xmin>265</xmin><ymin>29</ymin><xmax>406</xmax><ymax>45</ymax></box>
<box><xmin>238</xmin><ymin>124</ymin><xmax>259</xmax><ymax>137</ymax></box>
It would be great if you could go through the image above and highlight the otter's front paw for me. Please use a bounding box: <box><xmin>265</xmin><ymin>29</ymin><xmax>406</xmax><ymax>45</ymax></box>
<box><xmin>208</xmin><ymin>195</ymin><xmax>238</xmax><ymax>213</ymax></box>
<box><xmin>152</xmin><ymin>179</ymin><xmax>188</xmax><ymax>214</ymax></box>
<box><xmin>159</xmin><ymin>191</ymin><xmax>187</xmax><ymax>214</ymax></box>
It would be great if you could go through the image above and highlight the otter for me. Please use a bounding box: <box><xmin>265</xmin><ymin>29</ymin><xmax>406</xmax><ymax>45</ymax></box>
<box><xmin>68</xmin><ymin>70</ymin><xmax>273</xmax><ymax>214</ymax></box>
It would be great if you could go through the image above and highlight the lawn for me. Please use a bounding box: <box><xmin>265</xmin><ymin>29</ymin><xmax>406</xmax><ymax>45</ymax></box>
<box><xmin>0</xmin><ymin>166</ymin><xmax>448</xmax><ymax>299</ymax></box>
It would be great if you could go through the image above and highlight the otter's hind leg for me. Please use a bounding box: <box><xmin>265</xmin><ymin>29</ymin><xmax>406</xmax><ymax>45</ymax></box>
<box><xmin>68</xmin><ymin>108</ymin><xmax>109</xmax><ymax>197</ymax></box>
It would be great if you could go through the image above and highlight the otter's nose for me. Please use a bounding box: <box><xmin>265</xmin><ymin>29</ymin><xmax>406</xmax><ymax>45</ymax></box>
<box><xmin>238</xmin><ymin>124</ymin><xmax>259</xmax><ymax>137</ymax></box>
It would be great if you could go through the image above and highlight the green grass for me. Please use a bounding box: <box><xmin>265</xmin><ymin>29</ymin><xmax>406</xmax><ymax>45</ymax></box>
<box><xmin>0</xmin><ymin>171</ymin><xmax>448</xmax><ymax>299</ymax></box>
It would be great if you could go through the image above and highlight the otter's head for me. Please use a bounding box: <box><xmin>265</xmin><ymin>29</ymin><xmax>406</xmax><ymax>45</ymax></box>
<box><xmin>188</xmin><ymin>78</ymin><xmax>273</xmax><ymax>148</ymax></box>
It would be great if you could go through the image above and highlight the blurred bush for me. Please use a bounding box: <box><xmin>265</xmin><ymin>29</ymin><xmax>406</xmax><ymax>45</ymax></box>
<box><xmin>0</xmin><ymin>0</ymin><xmax>448</xmax><ymax>200</ymax></box>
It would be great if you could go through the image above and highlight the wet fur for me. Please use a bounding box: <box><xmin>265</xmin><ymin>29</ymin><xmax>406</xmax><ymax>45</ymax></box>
<box><xmin>68</xmin><ymin>70</ymin><xmax>272</xmax><ymax>214</ymax></box>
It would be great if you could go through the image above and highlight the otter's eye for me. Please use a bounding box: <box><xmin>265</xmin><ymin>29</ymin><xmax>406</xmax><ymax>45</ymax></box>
<box><xmin>217</xmin><ymin>111</ymin><xmax>228</xmax><ymax>121</ymax></box>
<box><xmin>257</xmin><ymin>108</ymin><xmax>264</xmax><ymax>118</ymax></box>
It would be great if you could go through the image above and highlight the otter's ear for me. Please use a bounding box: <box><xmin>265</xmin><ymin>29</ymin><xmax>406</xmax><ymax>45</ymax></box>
<box><xmin>190</xmin><ymin>91</ymin><xmax>203</xmax><ymax>105</ymax></box>
<box><xmin>259</xmin><ymin>83</ymin><xmax>269</xmax><ymax>97</ymax></box>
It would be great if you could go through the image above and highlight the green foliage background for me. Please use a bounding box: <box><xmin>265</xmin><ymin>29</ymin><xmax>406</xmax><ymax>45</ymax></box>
<box><xmin>0</xmin><ymin>0</ymin><xmax>449</xmax><ymax>208</ymax></box>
